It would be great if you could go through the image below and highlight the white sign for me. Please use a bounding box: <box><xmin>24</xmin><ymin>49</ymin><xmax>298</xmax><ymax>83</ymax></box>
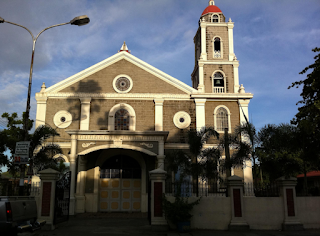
<box><xmin>15</xmin><ymin>141</ymin><xmax>30</xmax><ymax>156</ymax></box>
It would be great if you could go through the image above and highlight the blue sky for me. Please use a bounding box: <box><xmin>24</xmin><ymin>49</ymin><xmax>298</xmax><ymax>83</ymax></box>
<box><xmin>0</xmin><ymin>0</ymin><xmax>319</xmax><ymax>131</ymax></box>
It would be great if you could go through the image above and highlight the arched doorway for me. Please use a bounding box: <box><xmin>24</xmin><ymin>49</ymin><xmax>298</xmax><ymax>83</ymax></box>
<box><xmin>99</xmin><ymin>155</ymin><xmax>142</xmax><ymax>212</ymax></box>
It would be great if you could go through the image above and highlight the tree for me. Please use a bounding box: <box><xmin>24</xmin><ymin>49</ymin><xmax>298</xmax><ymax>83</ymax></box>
<box><xmin>0</xmin><ymin>132</ymin><xmax>9</xmax><ymax>175</ymax></box>
<box><xmin>165</xmin><ymin>127</ymin><xmax>221</xmax><ymax>196</ymax></box>
<box><xmin>218</xmin><ymin>122</ymin><xmax>256</xmax><ymax>182</ymax></box>
<box><xmin>257</xmin><ymin>124</ymin><xmax>302</xmax><ymax>182</ymax></box>
<box><xmin>0</xmin><ymin>112</ymin><xmax>62</xmax><ymax>174</ymax></box>
<box><xmin>288</xmin><ymin>47</ymin><xmax>320</xmax><ymax>192</ymax></box>
<box><xmin>29</xmin><ymin>125</ymin><xmax>62</xmax><ymax>172</ymax></box>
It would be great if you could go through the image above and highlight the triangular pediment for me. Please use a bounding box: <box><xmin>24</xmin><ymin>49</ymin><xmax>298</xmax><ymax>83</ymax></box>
<box><xmin>45</xmin><ymin>51</ymin><xmax>197</xmax><ymax>95</ymax></box>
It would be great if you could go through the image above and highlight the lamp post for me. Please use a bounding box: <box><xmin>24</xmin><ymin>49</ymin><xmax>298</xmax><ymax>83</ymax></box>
<box><xmin>0</xmin><ymin>15</ymin><xmax>90</xmax><ymax>195</ymax></box>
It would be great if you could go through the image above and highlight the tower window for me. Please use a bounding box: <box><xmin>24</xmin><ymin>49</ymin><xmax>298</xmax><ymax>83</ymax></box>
<box><xmin>115</xmin><ymin>109</ymin><xmax>130</xmax><ymax>130</ymax></box>
<box><xmin>213</xmin><ymin>72</ymin><xmax>225</xmax><ymax>93</ymax></box>
<box><xmin>214</xmin><ymin>37</ymin><xmax>221</xmax><ymax>58</ymax></box>
<box><xmin>216</xmin><ymin>107</ymin><xmax>229</xmax><ymax>132</ymax></box>
<box><xmin>212</xmin><ymin>14</ymin><xmax>219</xmax><ymax>23</ymax></box>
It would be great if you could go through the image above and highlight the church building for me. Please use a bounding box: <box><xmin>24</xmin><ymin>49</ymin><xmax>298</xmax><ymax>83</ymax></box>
<box><xmin>35</xmin><ymin>0</ymin><xmax>253</xmax><ymax>223</ymax></box>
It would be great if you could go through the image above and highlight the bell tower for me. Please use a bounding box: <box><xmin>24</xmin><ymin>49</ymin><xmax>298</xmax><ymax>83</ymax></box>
<box><xmin>191</xmin><ymin>0</ymin><xmax>240</xmax><ymax>94</ymax></box>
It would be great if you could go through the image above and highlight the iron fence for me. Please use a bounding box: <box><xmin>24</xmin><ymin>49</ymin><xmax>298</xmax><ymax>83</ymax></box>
<box><xmin>30</xmin><ymin>181</ymin><xmax>41</xmax><ymax>196</ymax></box>
<box><xmin>296</xmin><ymin>182</ymin><xmax>320</xmax><ymax>196</ymax></box>
<box><xmin>165</xmin><ymin>179</ymin><xmax>226</xmax><ymax>197</ymax></box>
<box><xmin>244</xmin><ymin>182</ymin><xmax>280</xmax><ymax>197</ymax></box>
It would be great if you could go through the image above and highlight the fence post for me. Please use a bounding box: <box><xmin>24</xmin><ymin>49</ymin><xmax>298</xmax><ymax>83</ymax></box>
<box><xmin>149</xmin><ymin>168</ymin><xmax>167</xmax><ymax>228</ymax></box>
<box><xmin>38</xmin><ymin>168</ymin><xmax>60</xmax><ymax>230</ymax></box>
<box><xmin>227</xmin><ymin>176</ymin><xmax>249</xmax><ymax>230</ymax></box>
<box><xmin>277</xmin><ymin>177</ymin><xmax>303</xmax><ymax>230</ymax></box>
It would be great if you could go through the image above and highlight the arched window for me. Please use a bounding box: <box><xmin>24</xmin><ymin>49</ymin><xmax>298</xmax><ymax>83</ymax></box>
<box><xmin>213</xmin><ymin>72</ymin><xmax>225</xmax><ymax>93</ymax></box>
<box><xmin>115</xmin><ymin>109</ymin><xmax>130</xmax><ymax>130</ymax></box>
<box><xmin>214</xmin><ymin>106</ymin><xmax>231</xmax><ymax>133</ymax></box>
<box><xmin>214</xmin><ymin>37</ymin><xmax>221</xmax><ymax>58</ymax></box>
<box><xmin>108</xmin><ymin>103</ymin><xmax>136</xmax><ymax>131</ymax></box>
<box><xmin>212</xmin><ymin>14</ymin><xmax>219</xmax><ymax>23</ymax></box>
<box><xmin>216</xmin><ymin>107</ymin><xmax>228</xmax><ymax>132</ymax></box>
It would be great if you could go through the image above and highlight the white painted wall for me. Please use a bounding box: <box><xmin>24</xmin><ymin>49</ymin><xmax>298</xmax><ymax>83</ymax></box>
<box><xmin>296</xmin><ymin>197</ymin><xmax>320</xmax><ymax>229</ymax></box>
<box><xmin>243</xmin><ymin>197</ymin><xmax>284</xmax><ymax>230</ymax></box>
<box><xmin>165</xmin><ymin>196</ymin><xmax>231</xmax><ymax>230</ymax></box>
<box><xmin>165</xmin><ymin>195</ymin><xmax>320</xmax><ymax>230</ymax></box>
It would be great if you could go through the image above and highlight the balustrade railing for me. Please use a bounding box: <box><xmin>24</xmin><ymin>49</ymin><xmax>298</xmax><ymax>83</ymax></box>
<box><xmin>213</xmin><ymin>87</ymin><xmax>225</xmax><ymax>93</ymax></box>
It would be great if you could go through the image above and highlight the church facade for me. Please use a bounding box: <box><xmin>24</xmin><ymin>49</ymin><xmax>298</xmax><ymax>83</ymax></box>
<box><xmin>35</xmin><ymin>0</ymin><xmax>253</xmax><ymax>221</ymax></box>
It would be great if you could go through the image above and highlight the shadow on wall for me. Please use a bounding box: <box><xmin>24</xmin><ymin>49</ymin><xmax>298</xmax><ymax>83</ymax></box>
<box><xmin>66</xmin><ymin>80</ymin><xmax>102</xmax><ymax>123</ymax></box>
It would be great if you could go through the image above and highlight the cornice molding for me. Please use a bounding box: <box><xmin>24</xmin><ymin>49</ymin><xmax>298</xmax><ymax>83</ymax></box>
<box><xmin>37</xmin><ymin>92</ymin><xmax>191</xmax><ymax>100</ymax></box>
<box><xmin>191</xmin><ymin>93</ymin><xmax>253</xmax><ymax>99</ymax></box>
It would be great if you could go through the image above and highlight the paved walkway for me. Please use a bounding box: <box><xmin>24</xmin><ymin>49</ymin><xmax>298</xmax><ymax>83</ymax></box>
<box><xmin>17</xmin><ymin>213</ymin><xmax>320</xmax><ymax>236</ymax></box>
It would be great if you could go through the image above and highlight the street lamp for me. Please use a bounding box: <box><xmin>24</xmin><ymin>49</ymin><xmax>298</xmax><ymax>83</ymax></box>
<box><xmin>0</xmin><ymin>15</ymin><xmax>90</xmax><ymax>195</ymax></box>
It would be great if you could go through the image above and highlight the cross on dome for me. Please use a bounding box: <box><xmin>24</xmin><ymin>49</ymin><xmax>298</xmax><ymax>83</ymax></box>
<box><xmin>119</xmin><ymin>41</ymin><xmax>130</xmax><ymax>53</ymax></box>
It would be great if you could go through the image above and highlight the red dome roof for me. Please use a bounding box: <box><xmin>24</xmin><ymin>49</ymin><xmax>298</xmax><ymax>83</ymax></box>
<box><xmin>201</xmin><ymin>5</ymin><xmax>222</xmax><ymax>16</ymax></box>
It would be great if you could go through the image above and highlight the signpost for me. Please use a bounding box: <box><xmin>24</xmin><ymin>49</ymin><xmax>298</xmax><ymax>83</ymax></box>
<box><xmin>14</xmin><ymin>141</ymin><xmax>30</xmax><ymax>164</ymax></box>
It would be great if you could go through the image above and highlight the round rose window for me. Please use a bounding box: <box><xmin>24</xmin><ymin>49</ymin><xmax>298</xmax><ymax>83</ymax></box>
<box><xmin>113</xmin><ymin>75</ymin><xmax>133</xmax><ymax>93</ymax></box>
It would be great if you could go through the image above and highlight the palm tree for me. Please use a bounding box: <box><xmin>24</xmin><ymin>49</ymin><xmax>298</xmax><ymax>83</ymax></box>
<box><xmin>187</xmin><ymin>127</ymin><xmax>220</xmax><ymax>196</ymax></box>
<box><xmin>30</xmin><ymin>125</ymin><xmax>62</xmax><ymax>172</ymax></box>
<box><xmin>218</xmin><ymin>122</ymin><xmax>256</xmax><ymax>183</ymax></box>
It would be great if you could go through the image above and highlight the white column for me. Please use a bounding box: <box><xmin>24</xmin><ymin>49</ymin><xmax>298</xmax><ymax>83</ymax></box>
<box><xmin>157</xmin><ymin>139</ymin><xmax>165</xmax><ymax>170</ymax></box>
<box><xmin>195</xmin><ymin>99</ymin><xmax>206</xmax><ymax>131</ymax></box>
<box><xmin>200</xmin><ymin>21</ymin><xmax>207</xmax><ymax>61</ymax></box>
<box><xmin>238</xmin><ymin>99</ymin><xmax>250</xmax><ymax>126</ymax></box>
<box><xmin>80</xmin><ymin>97</ymin><xmax>91</xmax><ymax>130</ymax></box>
<box><xmin>35</xmin><ymin>97</ymin><xmax>47</xmax><ymax>129</ymax></box>
<box><xmin>238</xmin><ymin>99</ymin><xmax>253</xmax><ymax>184</ymax></box>
<box><xmin>228</xmin><ymin>20</ymin><xmax>235</xmax><ymax>61</ymax></box>
<box><xmin>154</xmin><ymin>99</ymin><xmax>164</xmax><ymax>131</ymax></box>
<box><xmin>233</xmin><ymin>62</ymin><xmax>240</xmax><ymax>93</ymax></box>
<box><xmin>69</xmin><ymin>134</ymin><xmax>77</xmax><ymax>215</ymax></box>
<box><xmin>92</xmin><ymin>166</ymin><xmax>100</xmax><ymax>212</ymax></box>
<box><xmin>198</xmin><ymin>62</ymin><xmax>205</xmax><ymax>93</ymax></box>
<box><xmin>75</xmin><ymin>156</ymin><xmax>87</xmax><ymax>213</ymax></box>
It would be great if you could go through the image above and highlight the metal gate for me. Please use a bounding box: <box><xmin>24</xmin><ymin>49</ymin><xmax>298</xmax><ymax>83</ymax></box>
<box><xmin>54</xmin><ymin>171</ymin><xmax>71</xmax><ymax>224</ymax></box>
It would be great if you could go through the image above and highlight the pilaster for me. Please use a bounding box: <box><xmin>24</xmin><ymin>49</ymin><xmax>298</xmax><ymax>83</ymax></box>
<box><xmin>69</xmin><ymin>134</ymin><xmax>77</xmax><ymax>215</ymax></box>
<box><xmin>238</xmin><ymin>99</ymin><xmax>250</xmax><ymax>125</ymax></box>
<box><xmin>233</xmin><ymin>62</ymin><xmax>240</xmax><ymax>93</ymax></box>
<box><xmin>35</xmin><ymin>97</ymin><xmax>48</xmax><ymax>129</ymax></box>
<box><xmin>80</xmin><ymin>97</ymin><xmax>91</xmax><ymax>130</ymax></box>
<box><xmin>195</xmin><ymin>99</ymin><xmax>206</xmax><ymax>131</ymax></box>
<box><xmin>200</xmin><ymin>21</ymin><xmax>207</xmax><ymax>61</ymax></box>
<box><xmin>154</xmin><ymin>99</ymin><xmax>164</xmax><ymax>131</ymax></box>
<box><xmin>227</xmin><ymin>19</ymin><xmax>235</xmax><ymax>61</ymax></box>
<box><xmin>75</xmin><ymin>155</ymin><xmax>87</xmax><ymax>213</ymax></box>
<box><xmin>198</xmin><ymin>63</ymin><xmax>205</xmax><ymax>92</ymax></box>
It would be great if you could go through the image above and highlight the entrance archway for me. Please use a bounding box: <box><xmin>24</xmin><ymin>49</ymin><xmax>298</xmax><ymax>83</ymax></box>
<box><xmin>99</xmin><ymin>155</ymin><xmax>142</xmax><ymax>212</ymax></box>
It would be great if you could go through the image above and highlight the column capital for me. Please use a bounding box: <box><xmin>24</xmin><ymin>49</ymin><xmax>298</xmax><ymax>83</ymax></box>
<box><xmin>154</xmin><ymin>98</ymin><xmax>164</xmax><ymax>105</ymax></box>
<box><xmin>200</xmin><ymin>21</ymin><xmax>207</xmax><ymax>28</ymax></box>
<box><xmin>238</xmin><ymin>99</ymin><xmax>250</xmax><ymax>107</ymax></box>
<box><xmin>80</xmin><ymin>97</ymin><xmax>91</xmax><ymax>104</ymax></box>
<box><xmin>227</xmin><ymin>22</ymin><xmax>234</xmax><ymax>29</ymax></box>
<box><xmin>195</xmin><ymin>98</ymin><xmax>207</xmax><ymax>105</ymax></box>
<box><xmin>36</xmin><ymin>96</ymin><xmax>48</xmax><ymax>103</ymax></box>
